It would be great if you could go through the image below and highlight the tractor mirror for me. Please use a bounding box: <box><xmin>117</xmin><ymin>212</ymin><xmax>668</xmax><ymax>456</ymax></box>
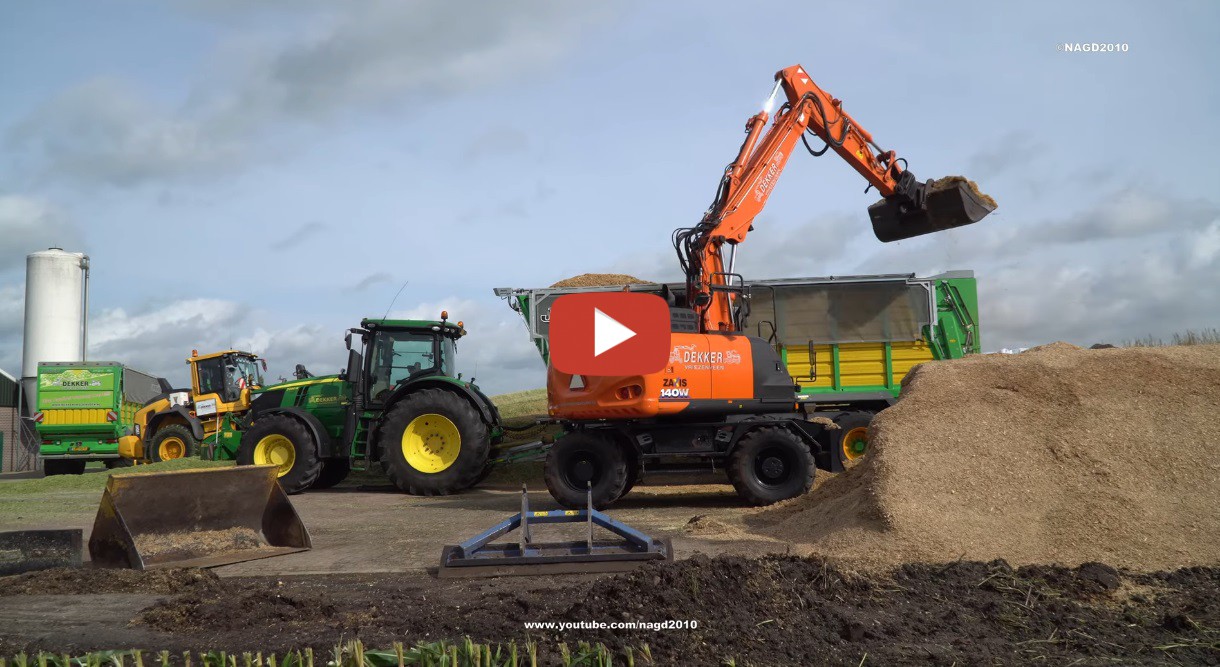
<box><xmin>344</xmin><ymin>332</ymin><xmax>353</xmax><ymax>350</ymax></box>
<box><xmin>345</xmin><ymin>349</ymin><xmax>361</xmax><ymax>383</ymax></box>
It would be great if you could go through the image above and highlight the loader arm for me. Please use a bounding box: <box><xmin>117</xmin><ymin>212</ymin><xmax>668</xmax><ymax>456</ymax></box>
<box><xmin>678</xmin><ymin>64</ymin><xmax>994</xmax><ymax>333</ymax></box>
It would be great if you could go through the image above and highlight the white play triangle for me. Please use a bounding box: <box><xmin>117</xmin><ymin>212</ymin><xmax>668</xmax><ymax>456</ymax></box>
<box><xmin>593</xmin><ymin>308</ymin><xmax>637</xmax><ymax>356</ymax></box>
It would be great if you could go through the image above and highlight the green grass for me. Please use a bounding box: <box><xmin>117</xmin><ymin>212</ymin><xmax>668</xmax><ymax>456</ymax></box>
<box><xmin>491</xmin><ymin>388</ymin><xmax>547</xmax><ymax>422</ymax></box>
<box><xmin>0</xmin><ymin>458</ymin><xmax>233</xmax><ymax>497</ymax></box>
<box><xmin>2</xmin><ymin>638</ymin><xmax>659</xmax><ymax>667</ymax></box>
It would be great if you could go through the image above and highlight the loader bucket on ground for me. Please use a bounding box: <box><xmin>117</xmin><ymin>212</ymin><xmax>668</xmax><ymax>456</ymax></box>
<box><xmin>869</xmin><ymin>178</ymin><xmax>996</xmax><ymax>242</ymax></box>
<box><xmin>88</xmin><ymin>465</ymin><xmax>311</xmax><ymax>570</ymax></box>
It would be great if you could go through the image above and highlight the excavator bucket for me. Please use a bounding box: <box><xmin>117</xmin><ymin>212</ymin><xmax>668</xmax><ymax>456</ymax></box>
<box><xmin>869</xmin><ymin>177</ymin><xmax>997</xmax><ymax>242</ymax></box>
<box><xmin>88</xmin><ymin>465</ymin><xmax>311</xmax><ymax>570</ymax></box>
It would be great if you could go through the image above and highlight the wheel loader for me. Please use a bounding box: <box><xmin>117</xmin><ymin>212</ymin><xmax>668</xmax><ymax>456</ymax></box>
<box><xmin>230</xmin><ymin>313</ymin><xmax>505</xmax><ymax>495</ymax></box>
<box><xmin>118</xmin><ymin>349</ymin><xmax>266</xmax><ymax>464</ymax></box>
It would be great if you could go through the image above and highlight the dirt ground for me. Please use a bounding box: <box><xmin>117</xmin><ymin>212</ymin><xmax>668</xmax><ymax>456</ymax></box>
<box><xmin>1</xmin><ymin>555</ymin><xmax>1217</xmax><ymax>665</ymax></box>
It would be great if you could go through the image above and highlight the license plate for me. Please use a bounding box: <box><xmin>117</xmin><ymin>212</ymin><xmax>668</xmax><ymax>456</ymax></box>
<box><xmin>70</xmin><ymin>444</ymin><xmax>89</xmax><ymax>452</ymax></box>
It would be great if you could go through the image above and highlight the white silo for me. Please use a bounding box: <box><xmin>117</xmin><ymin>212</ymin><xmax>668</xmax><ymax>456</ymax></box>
<box><xmin>20</xmin><ymin>248</ymin><xmax>90</xmax><ymax>414</ymax></box>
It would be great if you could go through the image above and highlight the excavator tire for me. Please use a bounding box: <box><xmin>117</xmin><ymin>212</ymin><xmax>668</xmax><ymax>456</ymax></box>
<box><xmin>727</xmin><ymin>426</ymin><xmax>814</xmax><ymax>506</ymax></box>
<box><xmin>237</xmin><ymin>415</ymin><xmax>321</xmax><ymax>494</ymax></box>
<box><xmin>379</xmin><ymin>388</ymin><xmax>490</xmax><ymax>496</ymax></box>
<box><xmin>310</xmin><ymin>458</ymin><xmax>351</xmax><ymax>490</ymax></box>
<box><xmin>149</xmin><ymin>424</ymin><xmax>196</xmax><ymax>463</ymax></box>
<box><xmin>544</xmin><ymin>432</ymin><xmax>628</xmax><ymax>509</ymax></box>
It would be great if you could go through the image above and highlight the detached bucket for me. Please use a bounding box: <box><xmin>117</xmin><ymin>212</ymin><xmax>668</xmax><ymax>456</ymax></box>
<box><xmin>869</xmin><ymin>177</ymin><xmax>996</xmax><ymax>242</ymax></box>
<box><xmin>88</xmin><ymin>465</ymin><xmax>311</xmax><ymax>570</ymax></box>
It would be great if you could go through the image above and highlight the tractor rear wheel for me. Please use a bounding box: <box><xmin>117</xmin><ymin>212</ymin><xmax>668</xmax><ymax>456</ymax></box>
<box><xmin>544</xmin><ymin>432</ymin><xmax>628</xmax><ymax>509</ymax></box>
<box><xmin>237</xmin><ymin>415</ymin><xmax>321</xmax><ymax>494</ymax></box>
<box><xmin>310</xmin><ymin>458</ymin><xmax>351</xmax><ymax>490</ymax></box>
<box><xmin>149</xmin><ymin>424</ymin><xmax>196</xmax><ymax>463</ymax></box>
<box><xmin>379</xmin><ymin>389</ymin><xmax>490</xmax><ymax>495</ymax></box>
<box><xmin>727</xmin><ymin>427</ymin><xmax>814</xmax><ymax>506</ymax></box>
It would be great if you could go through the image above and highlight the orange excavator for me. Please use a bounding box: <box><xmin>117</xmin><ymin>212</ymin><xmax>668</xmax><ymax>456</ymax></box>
<box><xmin>543</xmin><ymin>64</ymin><xmax>995</xmax><ymax>508</ymax></box>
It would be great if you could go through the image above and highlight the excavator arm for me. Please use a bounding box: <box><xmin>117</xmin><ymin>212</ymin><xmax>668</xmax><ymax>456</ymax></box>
<box><xmin>677</xmin><ymin>64</ymin><xmax>995</xmax><ymax>333</ymax></box>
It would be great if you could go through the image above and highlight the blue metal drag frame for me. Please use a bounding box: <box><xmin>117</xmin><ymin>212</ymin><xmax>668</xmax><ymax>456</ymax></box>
<box><xmin>438</xmin><ymin>486</ymin><xmax>672</xmax><ymax>576</ymax></box>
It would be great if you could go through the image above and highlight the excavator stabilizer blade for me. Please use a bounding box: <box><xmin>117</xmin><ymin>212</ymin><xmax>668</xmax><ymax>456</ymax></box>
<box><xmin>88</xmin><ymin>465</ymin><xmax>311</xmax><ymax>570</ymax></box>
<box><xmin>869</xmin><ymin>178</ymin><xmax>996</xmax><ymax>242</ymax></box>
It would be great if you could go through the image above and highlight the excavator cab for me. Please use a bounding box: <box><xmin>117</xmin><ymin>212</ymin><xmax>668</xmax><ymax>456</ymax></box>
<box><xmin>869</xmin><ymin>176</ymin><xmax>996</xmax><ymax>242</ymax></box>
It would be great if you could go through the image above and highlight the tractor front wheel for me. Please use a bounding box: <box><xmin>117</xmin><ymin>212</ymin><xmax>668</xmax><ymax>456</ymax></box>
<box><xmin>379</xmin><ymin>389</ymin><xmax>490</xmax><ymax>495</ymax></box>
<box><xmin>237</xmin><ymin>415</ymin><xmax>321</xmax><ymax>494</ymax></box>
<box><xmin>149</xmin><ymin>424</ymin><xmax>196</xmax><ymax>463</ymax></box>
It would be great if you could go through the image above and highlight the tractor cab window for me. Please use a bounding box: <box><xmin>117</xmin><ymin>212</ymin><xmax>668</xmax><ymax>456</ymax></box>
<box><xmin>369</xmin><ymin>331</ymin><xmax>440</xmax><ymax>402</ymax></box>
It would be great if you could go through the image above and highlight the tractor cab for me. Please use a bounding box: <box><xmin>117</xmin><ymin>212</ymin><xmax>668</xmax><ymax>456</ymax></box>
<box><xmin>190</xmin><ymin>350</ymin><xmax>267</xmax><ymax>415</ymax></box>
<box><xmin>357</xmin><ymin>312</ymin><xmax>468</xmax><ymax>407</ymax></box>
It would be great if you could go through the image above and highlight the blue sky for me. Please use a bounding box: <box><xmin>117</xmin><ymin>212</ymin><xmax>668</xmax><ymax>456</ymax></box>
<box><xmin>2</xmin><ymin>0</ymin><xmax>1218</xmax><ymax>394</ymax></box>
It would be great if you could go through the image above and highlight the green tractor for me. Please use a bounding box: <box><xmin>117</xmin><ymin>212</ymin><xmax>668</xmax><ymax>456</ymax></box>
<box><xmin>228</xmin><ymin>313</ymin><xmax>504</xmax><ymax>494</ymax></box>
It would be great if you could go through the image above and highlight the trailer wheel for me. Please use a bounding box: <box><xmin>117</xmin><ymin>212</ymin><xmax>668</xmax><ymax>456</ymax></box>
<box><xmin>237</xmin><ymin>415</ymin><xmax>321</xmax><ymax>494</ymax></box>
<box><xmin>544</xmin><ymin>432</ymin><xmax>628</xmax><ymax>509</ymax></box>
<box><xmin>149</xmin><ymin>424</ymin><xmax>196</xmax><ymax>463</ymax></box>
<box><xmin>379</xmin><ymin>388</ymin><xmax>490</xmax><ymax>496</ymax></box>
<box><xmin>727</xmin><ymin>427</ymin><xmax>814</xmax><ymax>506</ymax></box>
<box><xmin>310</xmin><ymin>458</ymin><xmax>351</xmax><ymax>490</ymax></box>
<box><xmin>829</xmin><ymin>412</ymin><xmax>873</xmax><ymax>465</ymax></box>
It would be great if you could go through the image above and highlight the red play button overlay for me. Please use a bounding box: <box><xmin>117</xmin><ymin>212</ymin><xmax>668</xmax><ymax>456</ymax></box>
<box><xmin>549</xmin><ymin>293</ymin><xmax>670</xmax><ymax>376</ymax></box>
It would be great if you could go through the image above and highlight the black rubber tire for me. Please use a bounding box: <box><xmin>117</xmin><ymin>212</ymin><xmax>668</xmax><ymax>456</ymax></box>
<box><xmin>823</xmin><ymin>412</ymin><xmax>873</xmax><ymax>466</ymax></box>
<box><xmin>104</xmin><ymin>458</ymin><xmax>134</xmax><ymax>469</ymax></box>
<box><xmin>44</xmin><ymin>460</ymin><xmax>86</xmax><ymax>476</ymax></box>
<box><xmin>378</xmin><ymin>388</ymin><xmax>491</xmax><ymax>496</ymax></box>
<box><xmin>727</xmin><ymin>426</ymin><xmax>815</xmax><ymax>506</ymax></box>
<box><xmin>148</xmin><ymin>424</ymin><xmax>197</xmax><ymax>463</ymax></box>
<box><xmin>544</xmin><ymin>432</ymin><xmax>628</xmax><ymax>509</ymax></box>
<box><xmin>237</xmin><ymin>415</ymin><xmax>322</xmax><ymax>494</ymax></box>
<box><xmin>310</xmin><ymin>458</ymin><xmax>352</xmax><ymax>490</ymax></box>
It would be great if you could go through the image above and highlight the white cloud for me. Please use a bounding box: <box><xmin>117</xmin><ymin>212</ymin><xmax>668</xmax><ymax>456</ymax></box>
<box><xmin>0</xmin><ymin>195</ymin><xmax>81</xmax><ymax>271</ymax></box>
<box><xmin>8</xmin><ymin>2</ymin><xmax>605</xmax><ymax>188</ymax></box>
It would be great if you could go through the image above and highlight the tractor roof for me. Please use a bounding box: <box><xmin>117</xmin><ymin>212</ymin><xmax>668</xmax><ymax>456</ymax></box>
<box><xmin>361</xmin><ymin>318</ymin><xmax>465</xmax><ymax>335</ymax></box>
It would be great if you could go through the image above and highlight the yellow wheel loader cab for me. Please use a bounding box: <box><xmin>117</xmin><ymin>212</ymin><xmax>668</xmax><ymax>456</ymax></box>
<box><xmin>402</xmin><ymin>413</ymin><xmax>461</xmax><ymax>473</ymax></box>
<box><xmin>254</xmin><ymin>433</ymin><xmax>297</xmax><ymax>477</ymax></box>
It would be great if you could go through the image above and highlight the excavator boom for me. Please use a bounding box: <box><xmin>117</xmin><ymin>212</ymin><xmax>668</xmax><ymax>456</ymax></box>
<box><xmin>681</xmin><ymin>64</ymin><xmax>995</xmax><ymax>333</ymax></box>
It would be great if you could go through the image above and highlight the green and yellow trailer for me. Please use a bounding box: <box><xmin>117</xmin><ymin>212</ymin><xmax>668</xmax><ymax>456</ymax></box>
<box><xmin>34</xmin><ymin>362</ymin><xmax>165</xmax><ymax>475</ymax></box>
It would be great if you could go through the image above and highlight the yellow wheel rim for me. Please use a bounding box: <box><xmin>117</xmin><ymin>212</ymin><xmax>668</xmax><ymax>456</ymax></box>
<box><xmin>842</xmin><ymin>426</ymin><xmax>868</xmax><ymax>461</ymax></box>
<box><xmin>254</xmin><ymin>434</ymin><xmax>296</xmax><ymax>477</ymax></box>
<box><xmin>402</xmin><ymin>413</ymin><xmax>461</xmax><ymax>473</ymax></box>
<box><xmin>158</xmin><ymin>436</ymin><xmax>186</xmax><ymax>460</ymax></box>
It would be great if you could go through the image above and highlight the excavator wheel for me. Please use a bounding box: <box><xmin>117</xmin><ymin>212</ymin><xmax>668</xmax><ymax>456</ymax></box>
<box><xmin>544</xmin><ymin>432</ymin><xmax>628</xmax><ymax>509</ymax></box>
<box><xmin>149</xmin><ymin>424</ymin><xmax>196</xmax><ymax>463</ymax></box>
<box><xmin>727</xmin><ymin>427</ymin><xmax>814</xmax><ymax>506</ymax></box>
<box><xmin>237</xmin><ymin>415</ymin><xmax>321</xmax><ymax>494</ymax></box>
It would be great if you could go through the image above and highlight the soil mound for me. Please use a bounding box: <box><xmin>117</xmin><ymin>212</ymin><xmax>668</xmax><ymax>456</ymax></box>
<box><xmin>755</xmin><ymin>343</ymin><xmax>1220</xmax><ymax>570</ymax></box>
<box><xmin>0</xmin><ymin>567</ymin><xmax>220</xmax><ymax>596</ymax></box>
<box><xmin>549</xmin><ymin>273</ymin><xmax>652</xmax><ymax>288</ymax></box>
